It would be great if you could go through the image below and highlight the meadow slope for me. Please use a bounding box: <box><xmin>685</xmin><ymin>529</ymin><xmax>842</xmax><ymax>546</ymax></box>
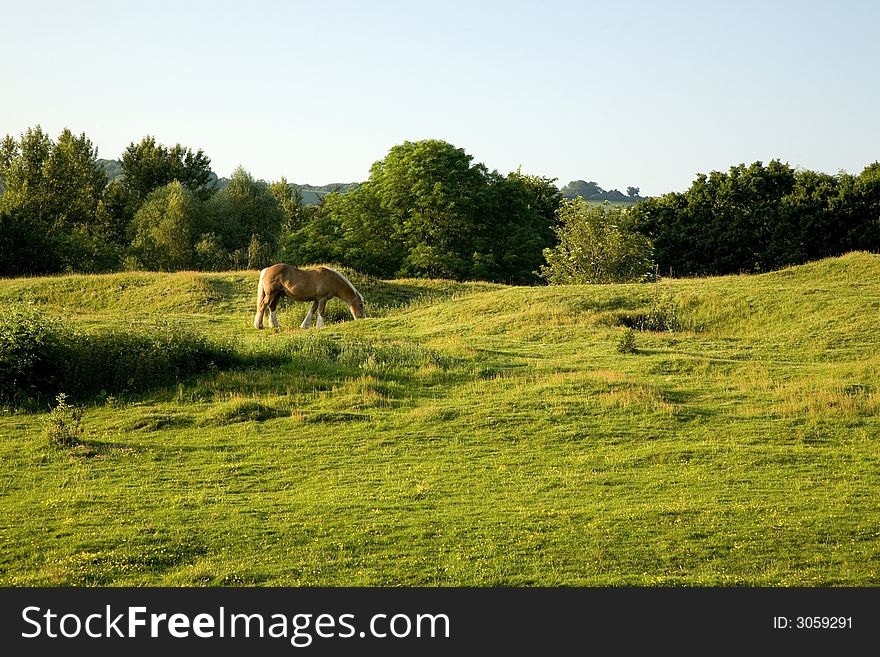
<box><xmin>1</xmin><ymin>253</ymin><xmax>878</xmax><ymax>586</ymax></box>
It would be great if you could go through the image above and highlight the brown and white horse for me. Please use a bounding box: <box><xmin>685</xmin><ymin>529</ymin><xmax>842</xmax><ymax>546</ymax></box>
<box><xmin>254</xmin><ymin>264</ymin><xmax>365</xmax><ymax>329</ymax></box>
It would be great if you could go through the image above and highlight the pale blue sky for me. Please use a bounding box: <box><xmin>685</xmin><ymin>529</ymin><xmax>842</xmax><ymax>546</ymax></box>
<box><xmin>2</xmin><ymin>0</ymin><xmax>878</xmax><ymax>196</ymax></box>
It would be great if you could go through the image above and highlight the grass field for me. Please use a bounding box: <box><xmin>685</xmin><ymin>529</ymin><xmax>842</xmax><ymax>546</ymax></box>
<box><xmin>1</xmin><ymin>253</ymin><xmax>878</xmax><ymax>586</ymax></box>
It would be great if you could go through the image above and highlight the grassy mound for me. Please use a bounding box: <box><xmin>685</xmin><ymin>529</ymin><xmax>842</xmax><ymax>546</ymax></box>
<box><xmin>1</xmin><ymin>253</ymin><xmax>878</xmax><ymax>586</ymax></box>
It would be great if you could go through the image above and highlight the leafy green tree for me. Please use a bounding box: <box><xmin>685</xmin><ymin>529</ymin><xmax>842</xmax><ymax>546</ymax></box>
<box><xmin>120</xmin><ymin>136</ymin><xmax>214</xmax><ymax>203</ymax></box>
<box><xmin>479</xmin><ymin>169</ymin><xmax>562</xmax><ymax>283</ymax></box>
<box><xmin>127</xmin><ymin>181</ymin><xmax>204</xmax><ymax>271</ymax></box>
<box><xmin>323</xmin><ymin>185</ymin><xmax>405</xmax><ymax>275</ymax></box>
<box><xmin>0</xmin><ymin>127</ymin><xmax>107</xmax><ymax>231</ymax></box>
<box><xmin>560</xmin><ymin>180</ymin><xmax>604</xmax><ymax>200</ymax></box>
<box><xmin>94</xmin><ymin>179</ymin><xmax>133</xmax><ymax>246</ymax></box>
<box><xmin>193</xmin><ymin>232</ymin><xmax>230</xmax><ymax>271</ymax></box>
<box><xmin>0</xmin><ymin>207</ymin><xmax>57</xmax><ymax>275</ymax></box>
<box><xmin>0</xmin><ymin>127</ymin><xmax>53</xmax><ymax>214</ymax></box>
<box><xmin>102</xmin><ymin>136</ymin><xmax>215</xmax><ymax>247</ymax></box>
<box><xmin>839</xmin><ymin>163</ymin><xmax>880</xmax><ymax>253</ymax></box>
<box><xmin>45</xmin><ymin>129</ymin><xmax>109</xmax><ymax>230</ymax></box>
<box><xmin>203</xmin><ymin>166</ymin><xmax>284</xmax><ymax>268</ymax></box>
<box><xmin>246</xmin><ymin>233</ymin><xmax>275</xmax><ymax>269</ymax></box>
<box><xmin>541</xmin><ymin>198</ymin><xmax>654</xmax><ymax>284</ymax></box>
<box><xmin>268</xmin><ymin>177</ymin><xmax>307</xmax><ymax>232</ymax></box>
<box><xmin>290</xmin><ymin>139</ymin><xmax>562</xmax><ymax>282</ymax></box>
<box><xmin>369</xmin><ymin>139</ymin><xmax>487</xmax><ymax>279</ymax></box>
<box><xmin>631</xmin><ymin>160</ymin><xmax>797</xmax><ymax>275</ymax></box>
<box><xmin>0</xmin><ymin>126</ymin><xmax>112</xmax><ymax>273</ymax></box>
<box><xmin>278</xmin><ymin>196</ymin><xmax>345</xmax><ymax>268</ymax></box>
<box><xmin>771</xmin><ymin>169</ymin><xmax>840</xmax><ymax>267</ymax></box>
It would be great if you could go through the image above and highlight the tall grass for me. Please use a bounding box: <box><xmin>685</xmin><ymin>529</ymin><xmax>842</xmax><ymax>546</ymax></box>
<box><xmin>0</xmin><ymin>306</ymin><xmax>233</xmax><ymax>404</ymax></box>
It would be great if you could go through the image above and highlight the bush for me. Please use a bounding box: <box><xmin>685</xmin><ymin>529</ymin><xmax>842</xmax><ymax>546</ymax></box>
<box><xmin>617</xmin><ymin>288</ymin><xmax>683</xmax><ymax>332</ymax></box>
<box><xmin>0</xmin><ymin>306</ymin><xmax>233</xmax><ymax>403</ymax></box>
<box><xmin>617</xmin><ymin>329</ymin><xmax>638</xmax><ymax>354</ymax></box>
<box><xmin>0</xmin><ymin>307</ymin><xmax>64</xmax><ymax>402</ymax></box>
<box><xmin>58</xmin><ymin>323</ymin><xmax>232</xmax><ymax>397</ymax></box>
<box><xmin>540</xmin><ymin>199</ymin><xmax>655</xmax><ymax>284</ymax></box>
<box><xmin>45</xmin><ymin>392</ymin><xmax>83</xmax><ymax>447</ymax></box>
<box><xmin>635</xmin><ymin>289</ymin><xmax>682</xmax><ymax>332</ymax></box>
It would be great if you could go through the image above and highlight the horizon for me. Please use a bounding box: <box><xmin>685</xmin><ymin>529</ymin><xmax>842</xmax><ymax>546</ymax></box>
<box><xmin>3</xmin><ymin>0</ymin><xmax>879</xmax><ymax>197</ymax></box>
<box><xmin>92</xmin><ymin>152</ymin><xmax>649</xmax><ymax>194</ymax></box>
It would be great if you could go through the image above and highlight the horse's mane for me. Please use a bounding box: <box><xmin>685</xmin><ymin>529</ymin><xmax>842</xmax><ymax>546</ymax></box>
<box><xmin>323</xmin><ymin>266</ymin><xmax>363</xmax><ymax>304</ymax></box>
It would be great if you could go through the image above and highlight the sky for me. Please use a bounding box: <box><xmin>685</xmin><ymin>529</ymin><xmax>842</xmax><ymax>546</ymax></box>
<box><xmin>2</xmin><ymin>0</ymin><xmax>878</xmax><ymax>197</ymax></box>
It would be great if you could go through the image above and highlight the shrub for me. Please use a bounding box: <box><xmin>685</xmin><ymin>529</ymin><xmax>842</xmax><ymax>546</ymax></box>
<box><xmin>46</xmin><ymin>392</ymin><xmax>83</xmax><ymax>447</ymax></box>
<box><xmin>636</xmin><ymin>289</ymin><xmax>682</xmax><ymax>332</ymax></box>
<box><xmin>617</xmin><ymin>329</ymin><xmax>638</xmax><ymax>354</ymax></box>
<box><xmin>56</xmin><ymin>323</ymin><xmax>233</xmax><ymax>398</ymax></box>
<box><xmin>617</xmin><ymin>287</ymin><xmax>684</xmax><ymax>332</ymax></box>
<box><xmin>0</xmin><ymin>307</ymin><xmax>64</xmax><ymax>402</ymax></box>
<box><xmin>540</xmin><ymin>199</ymin><xmax>655</xmax><ymax>284</ymax></box>
<box><xmin>0</xmin><ymin>306</ymin><xmax>233</xmax><ymax>404</ymax></box>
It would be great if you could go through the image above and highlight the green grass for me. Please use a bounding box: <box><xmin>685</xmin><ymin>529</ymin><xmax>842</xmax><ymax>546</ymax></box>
<box><xmin>1</xmin><ymin>253</ymin><xmax>879</xmax><ymax>586</ymax></box>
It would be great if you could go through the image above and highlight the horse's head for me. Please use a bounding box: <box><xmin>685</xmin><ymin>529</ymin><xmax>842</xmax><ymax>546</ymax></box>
<box><xmin>349</xmin><ymin>293</ymin><xmax>365</xmax><ymax>319</ymax></box>
<box><xmin>322</xmin><ymin>266</ymin><xmax>366</xmax><ymax>320</ymax></box>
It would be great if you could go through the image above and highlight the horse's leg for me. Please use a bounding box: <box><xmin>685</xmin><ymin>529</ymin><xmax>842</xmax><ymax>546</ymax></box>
<box><xmin>268</xmin><ymin>293</ymin><xmax>282</xmax><ymax>328</ymax></box>
<box><xmin>300</xmin><ymin>300</ymin><xmax>318</xmax><ymax>329</ymax></box>
<box><xmin>316</xmin><ymin>297</ymin><xmax>328</xmax><ymax>329</ymax></box>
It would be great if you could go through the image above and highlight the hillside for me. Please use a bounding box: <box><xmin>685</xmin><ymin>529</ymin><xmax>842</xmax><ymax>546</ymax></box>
<box><xmin>96</xmin><ymin>158</ymin><xmax>358</xmax><ymax>205</ymax></box>
<box><xmin>97</xmin><ymin>158</ymin><xmax>642</xmax><ymax>206</ymax></box>
<box><xmin>1</xmin><ymin>253</ymin><xmax>878</xmax><ymax>586</ymax></box>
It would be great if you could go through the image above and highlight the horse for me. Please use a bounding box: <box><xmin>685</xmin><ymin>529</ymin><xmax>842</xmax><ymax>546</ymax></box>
<box><xmin>254</xmin><ymin>263</ymin><xmax>365</xmax><ymax>329</ymax></box>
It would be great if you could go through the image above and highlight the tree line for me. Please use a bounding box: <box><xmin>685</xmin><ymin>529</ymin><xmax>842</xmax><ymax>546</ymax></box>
<box><xmin>629</xmin><ymin>160</ymin><xmax>880</xmax><ymax>277</ymax></box>
<box><xmin>541</xmin><ymin>160</ymin><xmax>880</xmax><ymax>284</ymax></box>
<box><xmin>0</xmin><ymin>128</ymin><xmax>286</xmax><ymax>275</ymax></box>
<box><xmin>1</xmin><ymin>125</ymin><xmax>878</xmax><ymax>284</ymax></box>
<box><xmin>0</xmin><ymin>127</ymin><xmax>561</xmax><ymax>283</ymax></box>
<box><xmin>280</xmin><ymin>139</ymin><xmax>561</xmax><ymax>283</ymax></box>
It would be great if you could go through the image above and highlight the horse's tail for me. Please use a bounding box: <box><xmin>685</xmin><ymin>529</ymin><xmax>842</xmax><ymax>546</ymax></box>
<box><xmin>256</xmin><ymin>267</ymin><xmax>268</xmax><ymax>304</ymax></box>
<box><xmin>254</xmin><ymin>267</ymin><xmax>268</xmax><ymax>329</ymax></box>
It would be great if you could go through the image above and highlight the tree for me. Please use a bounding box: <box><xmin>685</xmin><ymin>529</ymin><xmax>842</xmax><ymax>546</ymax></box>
<box><xmin>45</xmin><ymin>129</ymin><xmax>109</xmax><ymax>230</ymax></box>
<box><xmin>0</xmin><ymin>125</ymin><xmax>112</xmax><ymax>273</ymax></box>
<box><xmin>293</xmin><ymin>139</ymin><xmax>562</xmax><ymax>282</ymax></box>
<box><xmin>203</xmin><ymin>166</ymin><xmax>284</xmax><ymax>268</ymax></box>
<box><xmin>120</xmin><ymin>136</ymin><xmax>214</xmax><ymax>203</ymax></box>
<box><xmin>627</xmin><ymin>186</ymin><xmax>640</xmax><ymax>198</ymax></box>
<box><xmin>0</xmin><ymin>207</ymin><xmax>57</xmax><ymax>275</ymax></box>
<box><xmin>0</xmin><ymin>127</ymin><xmax>53</xmax><ymax>214</ymax></box>
<box><xmin>369</xmin><ymin>139</ymin><xmax>487</xmax><ymax>279</ymax></box>
<box><xmin>540</xmin><ymin>198</ymin><xmax>654</xmax><ymax>284</ymax></box>
<box><xmin>278</xmin><ymin>196</ymin><xmax>346</xmax><ymax>268</ymax></box>
<box><xmin>102</xmin><ymin>136</ymin><xmax>216</xmax><ymax>247</ymax></box>
<box><xmin>479</xmin><ymin>169</ymin><xmax>562</xmax><ymax>283</ymax></box>
<box><xmin>841</xmin><ymin>163</ymin><xmax>880</xmax><ymax>253</ymax></box>
<box><xmin>127</xmin><ymin>181</ymin><xmax>204</xmax><ymax>271</ymax></box>
<box><xmin>95</xmin><ymin>179</ymin><xmax>133</xmax><ymax>246</ymax></box>
<box><xmin>268</xmin><ymin>177</ymin><xmax>306</xmax><ymax>232</ymax></box>
<box><xmin>631</xmin><ymin>160</ymin><xmax>798</xmax><ymax>275</ymax></box>
<box><xmin>0</xmin><ymin>127</ymin><xmax>107</xmax><ymax>231</ymax></box>
<box><xmin>560</xmin><ymin>180</ymin><xmax>604</xmax><ymax>200</ymax></box>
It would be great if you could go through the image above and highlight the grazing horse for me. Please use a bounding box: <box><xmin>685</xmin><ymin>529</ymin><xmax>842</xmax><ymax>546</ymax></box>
<box><xmin>254</xmin><ymin>263</ymin><xmax>365</xmax><ymax>329</ymax></box>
